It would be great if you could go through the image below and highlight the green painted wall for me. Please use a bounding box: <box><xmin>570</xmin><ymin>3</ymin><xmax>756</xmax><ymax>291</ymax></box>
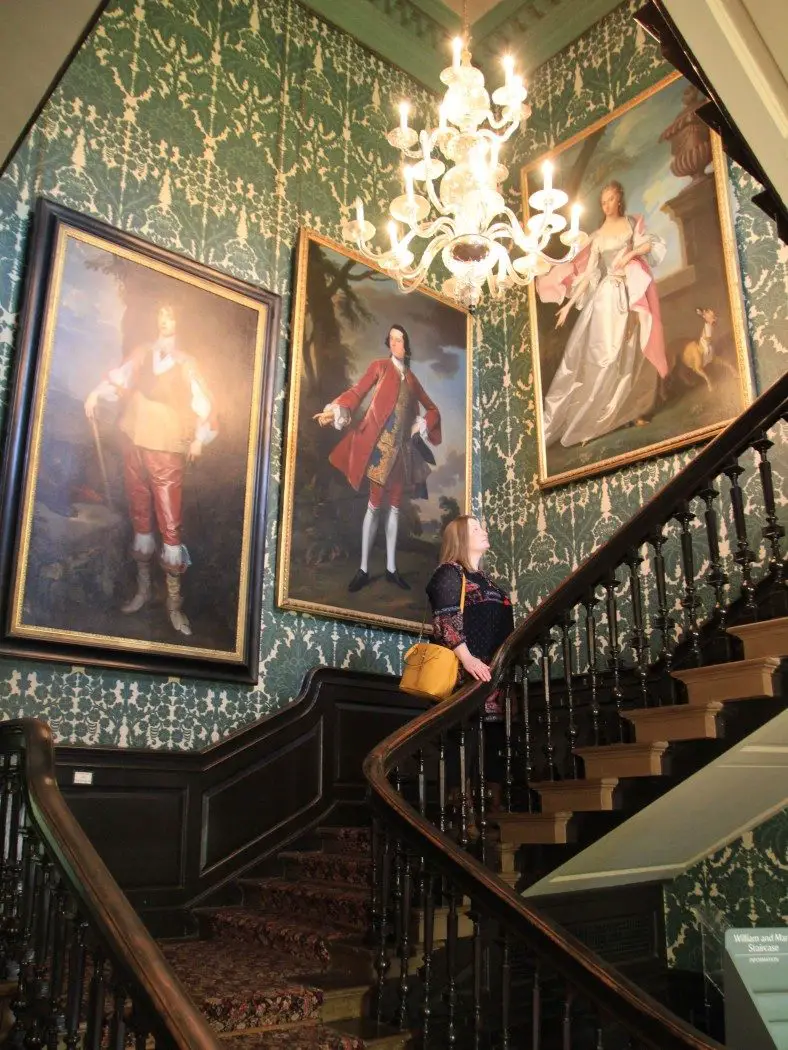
<box><xmin>664</xmin><ymin>808</ymin><xmax>788</xmax><ymax>974</ymax></box>
<box><xmin>0</xmin><ymin>0</ymin><xmax>441</xmax><ymax>746</ymax></box>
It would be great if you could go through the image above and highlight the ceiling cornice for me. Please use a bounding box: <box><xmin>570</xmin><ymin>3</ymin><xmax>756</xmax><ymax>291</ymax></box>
<box><xmin>296</xmin><ymin>0</ymin><xmax>459</xmax><ymax>93</ymax></box>
<box><xmin>297</xmin><ymin>0</ymin><xmax>627</xmax><ymax>94</ymax></box>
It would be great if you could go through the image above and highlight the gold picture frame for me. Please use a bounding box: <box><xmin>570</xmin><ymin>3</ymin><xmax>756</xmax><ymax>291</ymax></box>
<box><xmin>277</xmin><ymin>228</ymin><xmax>472</xmax><ymax>633</ymax></box>
<box><xmin>522</xmin><ymin>73</ymin><xmax>753</xmax><ymax>489</ymax></box>
<box><xmin>0</xmin><ymin>199</ymin><xmax>279</xmax><ymax>682</ymax></box>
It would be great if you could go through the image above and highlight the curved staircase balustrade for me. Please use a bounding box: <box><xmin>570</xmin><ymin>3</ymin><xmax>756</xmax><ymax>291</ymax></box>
<box><xmin>364</xmin><ymin>371</ymin><xmax>788</xmax><ymax>1048</ymax></box>
<box><xmin>0</xmin><ymin>716</ymin><xmax>223</xmax><ymax>1050</ymax></box>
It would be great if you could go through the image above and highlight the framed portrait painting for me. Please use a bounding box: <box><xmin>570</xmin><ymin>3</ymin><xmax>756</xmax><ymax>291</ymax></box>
<box><xmin>522</xmin><ymin>73</ymin><xmax>752</xmax><ymax>488</ymax></box>
<box><xmin>0</xmin><ymin>199</ymin><xmax>280</xmax><ymax>682</ymax></box>
<box><xmin>278</xmin><ymin>228</ymin><xmax>472</xmax><ymax>633</ymax></box>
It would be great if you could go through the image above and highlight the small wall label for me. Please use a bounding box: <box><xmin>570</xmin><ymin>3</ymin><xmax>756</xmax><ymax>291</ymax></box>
<box><xmin>72</xmin><ymin>770</ymin><xmax>93</xmax><ymax>786</ymax></box>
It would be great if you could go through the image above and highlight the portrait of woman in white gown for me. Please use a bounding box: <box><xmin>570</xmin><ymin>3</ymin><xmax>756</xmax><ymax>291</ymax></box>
<box><xmin>537</xmin><ymin>181</ymin><xmax>669</xmax><ymax>449</ymax></box>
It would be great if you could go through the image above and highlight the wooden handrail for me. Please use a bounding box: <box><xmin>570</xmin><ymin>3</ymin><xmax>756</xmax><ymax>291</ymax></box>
<box><xmin>363</xmin><ymin>372</ymin><xmax>788</xmax><ymax>1047</ymax></box>
<box><xmin>4</xmin><ymin>717</ymin><xmax>223</xmax><ymax>1050</ymax></box>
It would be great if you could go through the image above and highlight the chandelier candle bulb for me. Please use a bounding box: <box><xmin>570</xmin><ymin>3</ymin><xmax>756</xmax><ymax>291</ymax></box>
<box><xmin>503</xmin><ymin>55</ymin><xmax>514</xmax><ymax>90</ymax></box>
<box><xmin>439</xmin><ymin>104</ymin><xmax>447</xmax><ymax>132</ymax></box>
<box><xmin>388</xmin><ymin>221</ymin><xmax>399</xmax><ymax>251</ymax></box>
<box><xmin>570</xmin><ymin>203</ymin><xmax>581</xmax><ymax>235</ymax></box>
<box><xmin>355</xmin><ymin>199</ymin><xmax>364</xmax><ymax>226</ymax></box>
<box><xmin>404</xmin><ymin>167</ymin><xmax>415</xmax><ymax>203</ymax></box>
<box><xmin>452</xmin><ymin>37</ymin><xmax>462</xmax><ymax>71</ymax></box>
<box><xmin>399</xmin><ymin>102</ymin><xmax>409</xmax><ymax>134</ymax></box>
<box><xmin>542</xmin><ymin>160</ymin><xmax>553</xmax><ymax>195</ymax></box>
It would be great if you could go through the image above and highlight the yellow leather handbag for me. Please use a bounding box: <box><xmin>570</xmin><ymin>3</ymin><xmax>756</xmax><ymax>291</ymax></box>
<box><xmin>399</xmin><ymin>573</ymin><xmax>466</xmax><ymax>700</ymax></box>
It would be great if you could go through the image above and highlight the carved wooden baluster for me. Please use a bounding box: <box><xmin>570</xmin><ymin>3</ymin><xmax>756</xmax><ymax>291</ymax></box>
<box><xmin>392</xmin><ymin>770</ymin><xmax>404</xmax><ymax>951</ymax></box>
<box><xmin>0</xmin><ymin>755</ymin><xmax>21</xmax><ymax>972</ymax></box>
<box><xmin>500</xmin><ymin>931</ymin><xmax>511</xmax><ymax>1050</ymax></box>
<box><xmin>108</xmin><ymin>979</ymin><xmax>127</xmax><ymax>1050</ymax></box>
<box><xmin>752</xmin><ymin>429</ymin><xmax>786</xmax><ymax>584</ymax></box>
<box><xmin>583</xmin><ymin>590</ymin><xmax>602</xmax><ymax>740</ymax></box>
<box><xmin>517</xmin><ymin>662</ymin><xmax>534</xmax><ymax>812</ymax></box>
<box><xmin>532</xmin><ymin>963</ymin><xmax>542</xmax><ymax>1050</ymax></box>
<box><xmin>603</xmin><ymin>572</ymin><xmax>625</xmax><ymax>741</ymax></box>
<box><xmin>458</xmin><ymin>725</ymin><xmax>469</xmax><ymax>851</ymax></box>
<box><xmin>475</xmin><ymin>713</ymin><xmax>488</xmax><ymax>865</ymax></box>
<box><xmin>374</xmin><ymin>828</ymin><xmax>392</xmax><ymax>1024</ymax></box>
<box><xmin>85</xmin><ymin>947</ymin><xmax>106</xmax><ymax>1050</ymax></box>
<box><xmin>64</xmin><ymin>919</ymin><xmax>87</xmax><ymax>1050</ymax></box>
<box><xmin>503</xmin><ymin>674</ymin><xmax>514</xmax><ymax>813</ymax></box>
<box><xmin>699</xmin><ymin>482</ymin><xmax>730</xmax><ymax>652</ymax></box>
<box><xmin>560</xmin><ymin>613</ymin><xmax>578</xmax><ymax>776</ymax></box>
<box><xmin>472</xmin><ymin>908</ymin><xmax>483</xmax><ymax>1049</ymax></box>
<box><xmin>418</xmin><ymin>852</ymin><xmax>435</xmax><ymax>1048</ymax></box>
<box><xmin>675</xmin><ymin>500</ymin><xmax>703</xmax><ymax>664</ymax></box>
<box><xmin>723</xmin><ymin>457</ymin><xmax>758</xmax><ymax>616</ymax></box>
<box><xmin>562</xmin><ymin>986</ymin><xmax>574</xmax><ymax>1050</ymax></box>
<box><xmin>438</xmin><ymin>732</ymin><xmax>447</xmax><ymax>834</ymax></box>
<box><xmin>649</xmin><ymin>527</ymin><xmax>676</xmax><ymax>703</ymax></box>
<box><xmin>539</xmin><ymin>634</ymin><xmax>557</xmax><ymax>780</ymax></box>
<box><xmin>369</xmin><ymin>815</ymin><xmax>380</xmax><ymax>949</ymax></box>
<box><xmin>445</xmin><ymin>888</ymin><xmax>459</xmax><ymax>1047</ymax></box>
<box><xmin>32</xmin><ymin>854</ymin><xmax>54</xmax><ymax>1032</ymax></box>
<box><xmin>626</xmin><ymin>547</ymin><xmax>650</xmax><ymax>709</ymax></box>
<box><xmin>11</xmin><ymin>831</ymin><xmax>42</xmax><ymax>1044</ymax></box>
<box><xmin>45</xmin><ymin>882</ymin><xmax>69</xmax><ymax>1050</ymax></box>
<box><xmin>397</xmin><ymin>846</ymin><xmax>413</xmax><ymax>1030</ymax></box>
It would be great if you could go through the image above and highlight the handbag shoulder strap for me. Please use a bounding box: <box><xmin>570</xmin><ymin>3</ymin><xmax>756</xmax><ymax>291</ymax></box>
<box><xmin>459</xmin><ymin>568</ymin><xmax>466</xmax><ymax>612</ymax></box>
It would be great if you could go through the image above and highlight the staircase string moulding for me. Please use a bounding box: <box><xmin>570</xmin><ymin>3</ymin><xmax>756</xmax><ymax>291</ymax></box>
<box><xmin>342</xmin><ymin>6</ymin><xmax>588</xmax><ymax>312</ymax></box>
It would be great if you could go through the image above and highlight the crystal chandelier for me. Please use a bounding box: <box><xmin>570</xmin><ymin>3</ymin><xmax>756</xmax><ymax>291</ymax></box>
<box><xmin>341</xmin><ymin>6</ymin><xmax>588</xmax><ymax>311</ymax></box>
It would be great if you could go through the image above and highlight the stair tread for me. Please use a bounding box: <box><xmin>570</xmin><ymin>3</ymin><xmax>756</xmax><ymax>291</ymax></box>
<box><xmin>241</xmin><ymin>878</ymin><xmax>369</xmax><ymax>901</ymax></box>
<box><xmin>222</xmin><ymin>1023</ymin><xmax>366</xmax><ymax>1048</ymax></box>
<box><xmin>196</xmin><ymin>906</ymin><xmax>356</xmax><ymax>941</ymax></box>
<box><xmin>160</xmin><ymin>938</ymin><xmax>328</xmax><ymax>1031</ymax></box>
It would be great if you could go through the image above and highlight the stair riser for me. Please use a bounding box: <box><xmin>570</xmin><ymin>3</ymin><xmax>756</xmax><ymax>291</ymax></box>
<box><xmin>319</xmin><ymin>829</ymin><xmax>371</xmax><ymax>855</ymax></box>
<box><xmin>727</xmin><ymin>617</ymin><xmax>788</xmax><ymax>660</ymax></box>
<box><xmin>201</xmin><ymin>911</ymin><xmax>338</xmax><ymax>968</ymax></box>
<box><xmin>673</xmin><ymin>658</ymin><xmax>781</xmax><ymax>704</ymax></box>
<box><xmin>622</xmin><ymin>705</ymin><xmax>721</xmax><ymax>743</ymax></box>
<box><xmin>281</xmin><ymin>854</ymin><xmax>372</xmax><ymax>889</ymax></box>
<box><xmin>249</xmin><ymin>885</ymin><xmax>369</xmax><ymax>934</ymax></box>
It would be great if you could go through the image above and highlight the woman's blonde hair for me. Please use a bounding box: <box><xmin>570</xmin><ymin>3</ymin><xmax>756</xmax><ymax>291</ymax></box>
<box><xmin>439</xmin><ymin>515</ymin><xmax>478</xmax><ymax>572</ymax></box>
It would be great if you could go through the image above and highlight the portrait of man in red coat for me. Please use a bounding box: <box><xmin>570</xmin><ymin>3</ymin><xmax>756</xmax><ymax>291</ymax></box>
<box><xmin>315</xmin><ymin>324</ymin><xmax>441</xmax><ymax>592</ymax></box>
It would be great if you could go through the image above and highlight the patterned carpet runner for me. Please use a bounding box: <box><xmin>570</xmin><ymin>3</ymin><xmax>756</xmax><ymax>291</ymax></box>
<box><xmin>159</xmin><ymin>827</ymin><xmax>400</xmax><ymax>1050</ymax></box>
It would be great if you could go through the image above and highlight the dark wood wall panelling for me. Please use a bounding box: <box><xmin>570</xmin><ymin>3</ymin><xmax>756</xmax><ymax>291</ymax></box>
<box><xmin>54</xmin><ymin>668</ymin><xmax>429</xmax><ymax>936</ymax></box>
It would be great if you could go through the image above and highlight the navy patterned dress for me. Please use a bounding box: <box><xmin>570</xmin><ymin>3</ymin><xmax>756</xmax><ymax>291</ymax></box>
<box><xmin>426</xmin><ymin>561</ymin><xmax>514</xmax><ymax>715</ymax></box>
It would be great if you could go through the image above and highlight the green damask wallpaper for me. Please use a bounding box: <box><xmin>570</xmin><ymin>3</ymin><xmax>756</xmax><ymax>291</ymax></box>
<box><xmin>0</xmin><ymin>0</ymin><xmax>785</xmax><ymax>749</ymax></box>
<box><xmin>664</xmin><ymin>808</ymin><xmax>788</xmax><ymax>973</ymax></box>
<box><xmin>474</xmin><ymin>0</ymin><xmax>788</xmax><ymax>619</ymax></box>
<box><xmin>0</xmin><ymin>0</ymin><xmax>439</xmax><ymax>746</ymax></box>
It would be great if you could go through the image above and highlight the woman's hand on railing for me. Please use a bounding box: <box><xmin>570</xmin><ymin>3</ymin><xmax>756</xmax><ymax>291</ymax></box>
<box><xmin>454</xmin><ymin>643</ymin><xmax>492</xmax><ymax>682</ymax></box>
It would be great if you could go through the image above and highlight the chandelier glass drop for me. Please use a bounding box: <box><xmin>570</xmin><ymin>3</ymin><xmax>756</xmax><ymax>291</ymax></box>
<box><xmin>341</xmin><ymin>33</ymin><xmax>588</xmax><ymax>311</ymax></box>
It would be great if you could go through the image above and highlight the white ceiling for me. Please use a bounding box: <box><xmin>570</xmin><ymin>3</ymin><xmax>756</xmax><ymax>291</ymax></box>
<box><xmin>440</xmin><ymin>0</ymin><xmax>504</xmax><ymax>21</ymax></box>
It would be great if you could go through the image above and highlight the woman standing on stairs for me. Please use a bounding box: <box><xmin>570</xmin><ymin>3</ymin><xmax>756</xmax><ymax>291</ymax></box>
<box><xmin>426</xmin><ymin>515</ymin><xmax>514</xmax><ymax>809</ymax></box>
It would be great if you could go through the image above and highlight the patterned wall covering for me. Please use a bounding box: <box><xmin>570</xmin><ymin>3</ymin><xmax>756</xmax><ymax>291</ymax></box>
<box><xmin>0</xmin><ymin>0</ymin><xmax>785</xmax><ymax>749</ymax></box>
<box><xmin>664</xmin><ymin>807</ymin><xmax>788</xmax><ymax>973</ymax></box>
<box><xmin>473</xmin><ymin>0</ymin><xmax>788</xmax><ymax>625</ymax></box>
<box><xmin>0</xmin><ymin>0</ymin><xmax>442</xmax><ymax>747</ymax></box>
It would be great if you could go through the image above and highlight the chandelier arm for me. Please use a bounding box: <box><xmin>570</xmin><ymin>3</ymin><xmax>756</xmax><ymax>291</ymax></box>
<box><xmin>392</xmin><ymin>233</ymin><xmax>452</xmax><ymax>288</ymax></box>
<box><xmin>486</xmin><ymin>111</ymin><xmax>517</xmax><ymax>133</ymax></box>
<box><xmin>401</xmin><ymin>217</ymin><xmax>455</xmax><ymax>248</ymax></box>
<box><xmin>417</xmin><ymin>131</ymin><xmax>447</xmax><ymax>216</ymax></box>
